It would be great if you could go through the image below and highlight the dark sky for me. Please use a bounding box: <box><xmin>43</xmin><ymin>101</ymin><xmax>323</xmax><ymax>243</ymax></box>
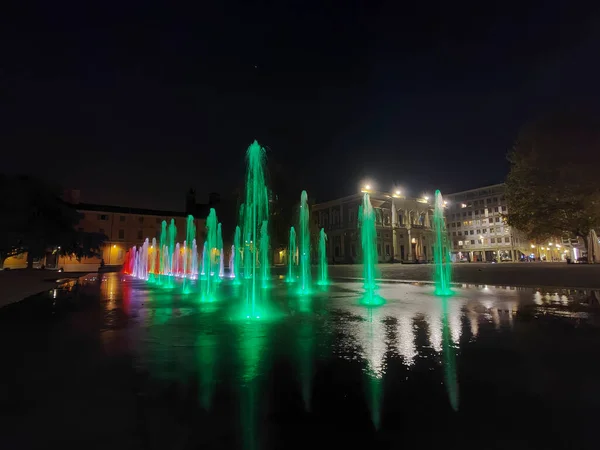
<box><xmin>2</xmin><ymin>0</ymin><xmax>600</xmax><ymax>210</ymax></box>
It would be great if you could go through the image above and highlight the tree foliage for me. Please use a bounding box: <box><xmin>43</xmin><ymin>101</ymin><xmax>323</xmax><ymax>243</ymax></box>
<box><xmin>505</xmin><ymin>112</ymin><xmax>600</xmax><ymax>247</ymax></box>
<box><xmin>0</xmin><ymin>175</ymin><xmax>106</xmax><ymax>267</ymax></box>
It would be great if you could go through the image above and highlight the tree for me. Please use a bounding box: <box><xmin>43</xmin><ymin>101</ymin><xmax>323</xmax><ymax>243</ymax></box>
<box><xmin>0</xmin><ymin>175</ymin><xmax>106</xmax><ymax>268</ymax></box>
<box><xmin>505</xmin><ymin>112</ymin><xmax>600</xmax><ymax>253</ymax></box>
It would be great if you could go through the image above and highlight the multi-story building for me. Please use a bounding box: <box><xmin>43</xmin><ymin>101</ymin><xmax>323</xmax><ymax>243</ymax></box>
<box><xmin>443</xmin><ymin>184</ymin><xmax>528</xmax><ymax>262</ymax></box>
<box><xmin>312</xmin><ymin>189</ymin><xmax>435</xmax><ymax>263</ymax></box>
<box><xmin>3</xmin><ymin>190</ymin><xmax>208</xmax><ymax>271</ymax></box>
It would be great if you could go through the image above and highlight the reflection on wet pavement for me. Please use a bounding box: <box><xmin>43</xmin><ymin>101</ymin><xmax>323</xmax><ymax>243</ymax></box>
<box><xmin>1</xmin><ymin>273</ymin><xmax>600</xmax><ymax>449</ymax></box>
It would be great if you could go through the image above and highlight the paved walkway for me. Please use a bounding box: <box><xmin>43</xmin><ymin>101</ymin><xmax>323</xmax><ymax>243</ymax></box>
<box><xmin>0</xmin><ymin>270</ymin><xmax>91</xmax><ymax>308</ymax></box>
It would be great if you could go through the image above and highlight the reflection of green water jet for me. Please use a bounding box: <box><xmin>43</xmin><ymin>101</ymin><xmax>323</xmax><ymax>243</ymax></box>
<box><xmin>317</xmin><ymin>228</ymin><xmax>329</xmax><ymax>285</ymax></box>
<box><xmin>433</xmin><ymin>190</ymin><xmax>453</xmax><ymax>296</ymax></box>
<box><xmin>441</xmin><ymin>298</ymin><xmax>459</xmax><ymax>411</ymax></box>
<box><xmin>286</xmin><ymin>226</ymin><xmax>297</xmax><ymax>283</ymax></box>
<box><xmin>359</xmin><ymin>193</ymin><xmax>384</xmax><ymax>305</ymax></box>
<box><xmin>298</xmin><ymin>190</ymin><xmax>311</xmax><ymax>295</ymax></box>
<box><xmin>195</xmin><ymin>332</ymin><xmax>218</xmax><ymax>410</ymax></box>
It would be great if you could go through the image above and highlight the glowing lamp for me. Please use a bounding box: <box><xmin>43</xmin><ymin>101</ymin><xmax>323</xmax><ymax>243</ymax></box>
<box><xmin>395</xmin><ymin>190</ymin><xmax>401</xmax><ymax>195</ymax></box>
<box><xmin>365</xmin><ymin>184</ymin><xmax>371</xmax><ymax>190</ymax></box>
<box><xmin>531</xmin><ymin>244</ymin><xmax>535</xmax><ymax>248</ymax></box>
<box><xmin>424</xmin><ymin>196</ymin><xmax>429</xmax><ymax>201</ymax></box>
<box><xmin>113</xmin><ymin>244</ymin><xmax>117</xmax><ymax>248</ymax></box>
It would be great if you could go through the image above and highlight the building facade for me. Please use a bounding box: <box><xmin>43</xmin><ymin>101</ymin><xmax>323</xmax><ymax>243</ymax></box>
<box><xmin>443</xmin><ymin>184</ymin><xmax>529</xmax><ymax>262</ymax></box>
<box><xmin>3</xmin><ymin>194</ymin><xmax>207</xmax><ymax>271</ymax></box>
<box><xmin>312</xmin><ymin>191</ymin><xmax>436</xmax><ymax>263</ymax></box>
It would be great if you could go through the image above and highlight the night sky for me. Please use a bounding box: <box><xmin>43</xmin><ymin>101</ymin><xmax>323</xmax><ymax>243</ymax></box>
<box><xmin>3</xmin><ymin>1</ymin><xmax>600</xmax><ymax>211</ymax></box>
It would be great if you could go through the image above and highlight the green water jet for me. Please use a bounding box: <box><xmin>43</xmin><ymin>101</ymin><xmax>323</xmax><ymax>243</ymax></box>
<box><xmin>433</xmin><ymin>190</ymin><xmax>453</xmax><ymax>296</ymax></box>
<box><xmin>359</xmin><ymin>193</ymin><xmax>383</xmax><ymax>305</ymax></box>
<box><xmin>286</xmin><ymin>226</ymin><xmax>297</xmax><ymax>283</ymax></box>
<box><xmin>317</xmin><ymin>228</ymin><xmax>328</xmax><ymax>285</ymax></box>
<box><xmin>240</xmin><ymin>141</ymin><xmax>270</xmax><ymax>316</ymax></box>
<box><xmin>298</xmin><ymin>190</ymin><xmax>311</xmax><ymax>294</ymax></box>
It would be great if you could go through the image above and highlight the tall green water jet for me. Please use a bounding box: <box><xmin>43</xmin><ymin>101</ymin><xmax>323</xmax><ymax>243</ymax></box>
<box><xmin>202</xmin><ymin>208</ymin><xmax>219</xmax><ymax>300</ymax></box>
<box><xmin>259</xmin><ymin>220</ymin><xmax>269</xmax><ymax>287</ymax></box>
<box><xmin>240</xmin><ymin>141</ymin><xmax>270</xmax><ymax>316</ymax></box>
<box><xmin>233</xmin><ymin>225</ymin><xmax>241</xmax><ymax>282</ymax></box>
<box><xmin>158</xmin><ymin>220</ymin><xmax>167</xmax><ymax>285</ymax></box>
<box><xmin>359</xmin><ymin>193</ymin><xmax>382</xmax><ymax>305</ymax></box>
<box><xmin>217</xmin><ymin>223</ymin><xmax>224</xmax><ymax>280</ymax></box>
<box><xmin>183</xmin><ymin>214</ymin><xmax>196</xmax><ymax>293</ymax></box>
<box><xmin>317</xmin><ymin>228</ymin><xmax>328</xmax><ymax>285</ymax></box>
<box><xmin>286</xmin><ymin>226</ymin><xmax>297</xmax><ymax>283</ymax></box>
<box><xmin>433</xmin><ymin>190</ymin><xmax>453</xmax><ymax>296</ymax></box>
<box><xmin>298</xmin><ymin>190</ymin><xmax>311</xmax><ymax>294</ymax></box>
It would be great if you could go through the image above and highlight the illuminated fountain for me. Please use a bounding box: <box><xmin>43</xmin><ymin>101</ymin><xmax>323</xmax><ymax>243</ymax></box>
<box><xmin>359</xmin><ymin>193</ymin><xmax>383</xmax><ymax>305</ymax></box>
<box><xmin>239</xmin><ymin>140</ymin><xmax>270</xmax><ymax>317</ymax></box>
<box><xmin>148</xmin><ymin>238</ymin><xmax>157</xmax><ymax>283</ymax></box>
<box><xmin>217</xmin><ymin>223</ymin><xmax>225</xmax><ymax>280</ymax></box>
<box><xmin>317</xmin><ymin>228</ymin><xmax>328</xmax><ymax>285</ymax></box>
<box><xmin>202</xmin><ymin>208</ymin><xmax>219</xmax><ymax>300</ymax></box>
<box><xmin>232</xmin><ymin>225</ymin><xmax>241</xmax><ymax>282</ymax></box>
<box><xmin>433</xmin><ymin>190</ymin><xmax>453</xmax><ymax>296</ymax></box>
<box><xmin>298</xmin><ymin>190</ymin><xmax>311</xmax><ymax>294</ymax></box>
<box><xmin>286</xmin><ymin>226</ymin><xmax>297</xmax><ymax>283</ymax></box>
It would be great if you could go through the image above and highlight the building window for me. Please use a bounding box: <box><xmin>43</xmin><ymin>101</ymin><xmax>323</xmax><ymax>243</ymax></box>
<box><xmin>478</xmin><ymin>239</ymin><xmax>483</xmax><ymax>244</ymax></box>
<box><xmin>137</xmin><ymin>230</ymin><xmax>143</xmax><ymax>240</ymax></box>
<box><xmin>504</xmin><ymin>237</ymin><xmax>510</xmax><ymax>243</ymax></box>
<box><xmin>139</xmin><ymin>216</ymin><xmax>144</xmax><ymax>224</ymax></box>
<box><xmin>490</xmin><ymin>227</ymin><xmax>495</xmax><ymax>233</ymax></box>
<box><xmin>119</xmin><ymin>215</ymin><xmax>126</xmax><ymax>222</ymax></box>
<box><xmin>452</xmin><ymin>232</ymin><xmax>456</xmax><ymax>236</ymax></box>
<box><xmin>385</xmin><ymin>244</ymin><xmax>390</xmax><ymax>256</ymax></box>
<box><xmin>376</xmin><ymin>231</ymin><xmax>381</xmax><ymax>238</ymax></box>
<box><xmin>494</xmin><ymin>207</ymin><xmax>499</xmax><ymax>212</ymax></box>
<box><xmin>482</xmin><ymin>229</ymin><xmax>487</xmax><ymax>234</ymax></box>
<box><xmin>469</xmin><ymin>230</ymin><xmax>474</xmax><ymax>235</ymax></box>
<box><xmin>457</xmin><ymin>231</ymin><xmax>462</xmax><ymax>236</ymax></box>
<box><xmin>471</xmin><ymin>240</ymin><xmax>475</xmax><ymax>245</ymax></box>
<box><xmin>118</xmin><ymin>229</ymin><xmax>125</xmax><ymax>240</ymax></box>
<box><xmin>335</xmin><ymin>247</ymin><xmax>340</xmax><ymax>257</ymax></box>
<box><xmin>458</xmin><ymin>240</ymin><xmax>463</xmax><ymax>246</ymax></box>
<box><xmin>493</xmin><ymin>197</ymin><xmax>498</xmax><ymax>202</ymax></box>
<box><xmin>486</xmin><ymin>198</ymin><xmax>491</xmax><ymax>204</ymax></box>
<box><xmin>490</xmin><ymin>238</ymin><xmax>496</xmax><ymax>243</ymax></box>
<box><xmin>451</xmin><ymin>223</ymin><xmax>456</xmax><ymax>227</ymax></box>
<box><xmin>98</xmin><ymin>214</ymin><xmax>109</xmax><ymax>221</ymax></box>
<box><xmin>462</xmin><ymin>212</ymin><xmax>466</xmax><ymax>218</ymax></box>
<box><xmin>476</xmin><ymin>229</ymin><xmax>480</xmax><ymax>234</ymax></box>
<box><xmin>377</xmin><ymin>244</ymin><xmax>381</xmax><ymax>255</ymax></box>
<box><xmin>495</xmin><ymin>217</ymin><xmax>500</xmax><ymax>223</ymax></box>
<box><xmin>99</xmin><ymin>228</ymin><xmax>105</xmax><ymax>234</ymax></box>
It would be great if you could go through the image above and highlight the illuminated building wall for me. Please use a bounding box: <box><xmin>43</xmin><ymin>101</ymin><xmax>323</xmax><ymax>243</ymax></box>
<box><xmin>444</xmin><ymin>183</ymin><xmax>529</xmax><ymax>262</ymax></box>
<box><xmin>312</xmin><ymin>191</ymin><xmax>435</xmax><ymax>263</ymax></box>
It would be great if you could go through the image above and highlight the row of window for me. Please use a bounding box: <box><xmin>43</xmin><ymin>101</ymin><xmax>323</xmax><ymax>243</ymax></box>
<box><xmin>94</xmin><ymin>214</ymin><xmax>166</xmax><ymax>224</ymax></box>
<box><xmin>452</xmin><ymin>227</ymin><xmax>507</xmax><ymax>236</ymax></box>
<box><xmin>458</xmin><ymin>236</ymin><xmax>511</xmax><ymax>246</ymax></box>
<box><xmin>86</xmin><ymin>228</ymin><xmax>142</xmax><ymax>240</ymax></box>
<box><xmin>451</xmin><ymin>217</ymin><xmax>504</xmax><ymax>228</ymax></box>
<box><xmin>452</xmin><ymin>196</ymin><xmax>505</xmax><ymax>210</ymax></box>
<box><xmin>451</xmin><ymin>206</ymin><xmax>505</xmax><ymax>219</ymax></box>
